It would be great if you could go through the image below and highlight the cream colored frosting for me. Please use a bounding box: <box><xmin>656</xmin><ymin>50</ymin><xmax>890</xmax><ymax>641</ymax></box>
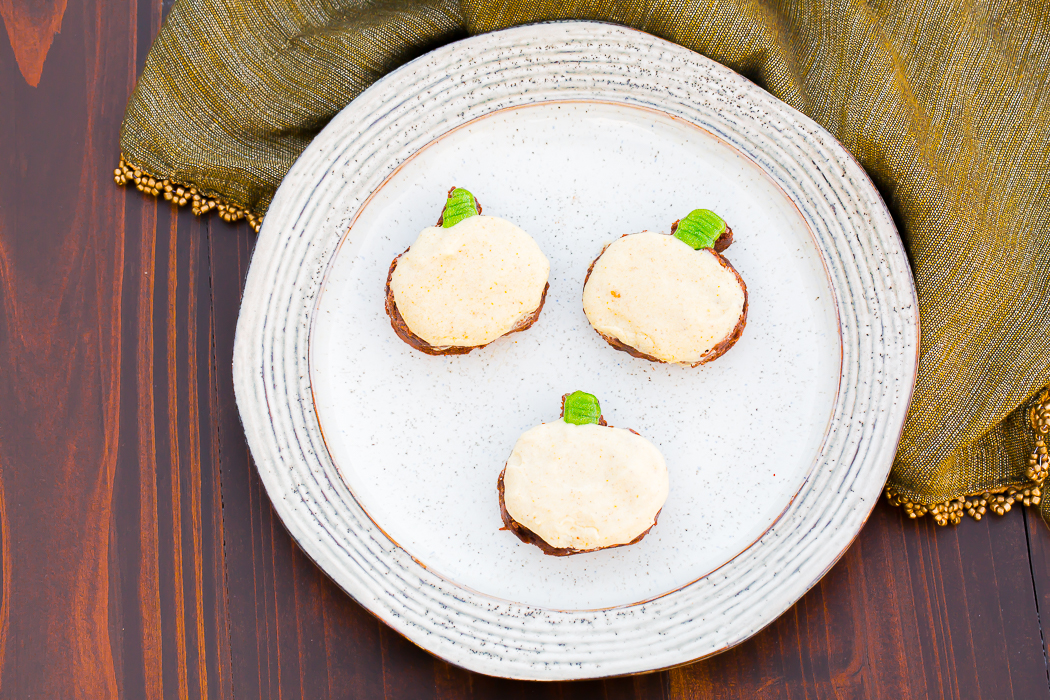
<box><xmin>583</xmin><ymin>232</ymin><xmax>745</xmax><ymax>364</ymax></box>
<box><xmin>503</xmin><ymin>421</ymin><xmax>669</xmax><ymax>551</ymax></box>
<box><xmin>390</xmin><ymin>215</ymin><xmax>550</xmax><ymax>347</ymax></box>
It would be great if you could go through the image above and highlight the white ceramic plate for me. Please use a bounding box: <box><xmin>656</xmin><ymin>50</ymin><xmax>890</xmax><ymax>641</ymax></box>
<box><xmin>234</xmin><ymin>22</ymin><xmax>918</xmax><ymax>680</ymax></box>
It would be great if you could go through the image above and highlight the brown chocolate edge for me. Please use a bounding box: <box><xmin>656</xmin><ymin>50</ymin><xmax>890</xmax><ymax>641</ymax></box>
<box><xmin>582</xmin><ymin>229</ymin><xmax>748</xmax><ymax>367</ymax></box>
<box><xmin>498</xmin><ymin>472</ymin><xmax>661</xmax><ymax>557</ymax></box>
<box><xmin>384</xmin><ymin>250</ymin><xmax>549</xmax><ymax>356</ymax></box>
<box><xmin>496</xmin><ymin>395</ymin><xmax>659</xmax><ymax>557</ymax></box>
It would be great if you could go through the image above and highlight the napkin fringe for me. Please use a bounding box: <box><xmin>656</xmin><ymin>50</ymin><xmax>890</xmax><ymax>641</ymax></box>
<box><xmin>114</xmin><ymin>155</ymin><xmax>262</xmax><ymax>232</ymax></box>
<box><xmin>886</xmin><ymin>390</ymin><xmax>1050</xmax><ymax>524</ymax></box>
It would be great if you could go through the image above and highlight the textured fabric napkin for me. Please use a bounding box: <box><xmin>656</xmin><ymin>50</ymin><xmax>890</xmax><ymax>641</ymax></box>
<box><xmin>117</xmin><ymin>0</ymin><xmax>1050</xmax><ymax>525</ymax></box>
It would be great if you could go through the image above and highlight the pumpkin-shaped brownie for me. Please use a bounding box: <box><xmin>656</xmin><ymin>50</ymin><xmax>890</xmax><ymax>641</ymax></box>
<box><xmin>498</xmin><ymin>391</ymin><xmax>669</xmax><ymax>556</ymax></box>
<box><xmin>386</xmin><ymin>187</ymin><xmax>550</xmax><ymax>355</ymax></box>
<box><xmin>582</xmin><ymin>209</ymin><xmax>747</xmax><ymax>367</ymax></box>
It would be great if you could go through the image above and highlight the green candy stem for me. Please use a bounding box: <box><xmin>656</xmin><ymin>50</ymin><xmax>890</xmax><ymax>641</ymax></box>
<box><xmin>563</xmin><ymin>391</ymin><xmax>602</xmax><ymax>426</ymax></box>
<box><xmin>673</xmin><ymin>209</ymin><xmax>726</xmax><ymax>250</ymax></box>
<box><xmin>441</xmin><ymin>187</ymin><xmax>480</xmax><ymax>228</ymax></box>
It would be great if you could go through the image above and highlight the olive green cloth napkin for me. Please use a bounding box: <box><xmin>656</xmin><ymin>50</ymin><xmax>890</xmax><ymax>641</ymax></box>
<box><xmin>117</xmin><ymin>0</ymin><xmax>1050</xmax><ymax>525</ymax></box>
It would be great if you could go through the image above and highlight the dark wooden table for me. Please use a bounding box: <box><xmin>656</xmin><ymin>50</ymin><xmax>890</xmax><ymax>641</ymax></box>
<box><xmin>4</xmin><ymin>2</ymin><xmax>1050</xmax><ymax>698</ymax></box>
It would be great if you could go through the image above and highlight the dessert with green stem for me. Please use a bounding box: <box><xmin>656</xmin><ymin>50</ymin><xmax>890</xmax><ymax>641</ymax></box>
<box><xmin>385</xmin><ymin>187</ymin><xmax>550</xmax><ymax>355</ymax></box>
<box><xmin>582</xmin><ymin>209</ymin><xmax>747</xmax><ymax>367</ymax></box>
<box><xmin>498</xmin><ymin>391</ymin><xmax>669</xmax><ymax>556</ymax></box>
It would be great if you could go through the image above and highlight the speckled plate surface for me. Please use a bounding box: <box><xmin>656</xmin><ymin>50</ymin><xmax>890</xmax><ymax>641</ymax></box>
<box><xmin>233</xmin><ymin>22</ymin><xmax>918</xmax><ymax>680</ymax></box>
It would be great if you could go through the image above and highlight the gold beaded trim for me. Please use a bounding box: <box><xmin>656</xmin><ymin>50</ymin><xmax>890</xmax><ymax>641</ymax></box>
<box><xmin>886</xmin><ymin>389</ymin><xmax>1050</xmax><ymax>525</ymax></box>
<box><xmin>114</xmin><ymin>156</ymin><xmax>262</xmax><ymax>232</ymax></box>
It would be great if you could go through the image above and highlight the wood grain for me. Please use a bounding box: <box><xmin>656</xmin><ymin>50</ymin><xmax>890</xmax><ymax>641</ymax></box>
<box><xmin>1024</xmin><ymin>507</ymin><xmax>1050</xmax><ymax>697</ymax></box>
<box><xmin>0</xmin><ymin>0</ymin><xmax>66</xmax><ymax>86</ymax></box>
<box><xmin>2</xmin><ymin>0</ymin><xmax>1050</xmax><ymax>697</ymax></box>
<box><xmin>0</xmin><ymin>0</ymin><xmax>127</xmax><ymax>694</ymax></box>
